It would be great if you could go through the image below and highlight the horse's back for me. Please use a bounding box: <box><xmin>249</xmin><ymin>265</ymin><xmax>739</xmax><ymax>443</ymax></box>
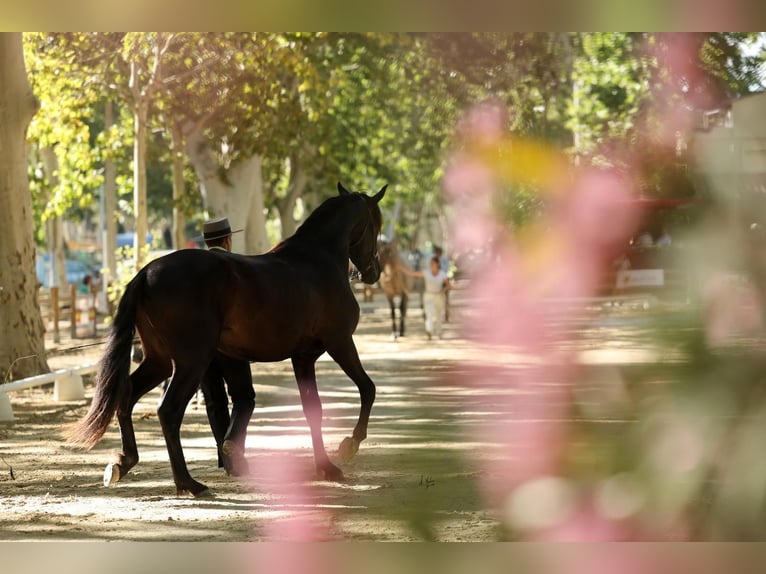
<box><xmin>142</xmin><ymin>249</ymin><xmax>230</xmax><ymax>303</ymax></box>
<box><xmin>139</xmin><ymin>247</ymin><xmax>359</xmax><ymax>362</ymax></box>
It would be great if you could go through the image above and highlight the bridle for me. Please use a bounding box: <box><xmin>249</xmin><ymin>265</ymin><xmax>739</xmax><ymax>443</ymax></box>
<box><xmin>349</xmin><ymin>203</ymin><xmax>378</xmax><ymax>276</ymax></box>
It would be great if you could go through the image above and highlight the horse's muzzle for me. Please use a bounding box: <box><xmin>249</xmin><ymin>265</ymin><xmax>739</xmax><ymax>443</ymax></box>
<box><xmin>361</xmin><ymin>259</ymin><xmax>381</xmax><ymax>284</ymax></box>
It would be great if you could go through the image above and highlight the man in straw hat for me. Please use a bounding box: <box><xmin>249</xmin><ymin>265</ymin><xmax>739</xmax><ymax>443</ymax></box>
<box><xmin>198</xmin><ymin>216</ymin><xmax>253</xmax><ymax>476</ymax></box>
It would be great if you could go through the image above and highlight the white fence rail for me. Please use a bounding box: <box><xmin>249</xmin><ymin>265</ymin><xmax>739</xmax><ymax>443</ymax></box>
<box><xmin>0</xmin><ymin>363</ymin><xmax>98</xmax><ymax>422</ymax></box>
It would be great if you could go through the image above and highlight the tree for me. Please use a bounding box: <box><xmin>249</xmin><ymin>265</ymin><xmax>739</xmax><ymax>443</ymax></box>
<box><xmin>273</xmin><ymin>33</ymin><xmax>453</xmax><ymax>246</ymax></box>
<box><xmin>0</xmin><ymin>33</ymin><xmax>49</xmax><ymax>381</ymax></box>
<box><xmin>150</xmin><ymin>33</ymin><xmax>286</xmax><ymax>253</ymax></box>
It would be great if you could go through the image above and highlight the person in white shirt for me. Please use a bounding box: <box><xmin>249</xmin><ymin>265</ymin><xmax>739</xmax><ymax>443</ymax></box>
<box><xmin>403</xmin><ymin>256</ymin><xmax>449</xmax><ymax>340</ymax></box>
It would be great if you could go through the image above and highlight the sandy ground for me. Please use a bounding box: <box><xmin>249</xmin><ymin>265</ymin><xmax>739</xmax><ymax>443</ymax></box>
<box><xmin>0</xmin><ymin>287</ymin><xmax>671</xmax><ymax>541</ymax></box>
<box><xmin>0</xmin><ymin>290</ymin><xmax>513</xmax><ymax>541</ymax></box>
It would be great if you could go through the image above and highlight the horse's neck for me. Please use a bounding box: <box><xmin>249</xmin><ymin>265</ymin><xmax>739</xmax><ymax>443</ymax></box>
<box><xmin>285</xmin><ymin>204</ymin><xmax>358</xmax><ymax>261</ymax></box>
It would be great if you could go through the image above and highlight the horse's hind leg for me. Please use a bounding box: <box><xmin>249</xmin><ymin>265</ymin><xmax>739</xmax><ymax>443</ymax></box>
<box><xmin>158</xmin><ymin>361</ymin><xmax>213</xmax><ymax>497</ymax></box>
<box><xmin>388</xmin><ymin>297</ymin><xmax>397</xmax><ymax>341</ymax></box>
<box><xmin>399</xmin><ymin>291</ymin><xmax>408</xmax><ymax>337</ymax></box>
<box><xmin>105</xmin><ymin>357</ymin><xmax>172</xmax><ymax>486</ymax></box>
<box><xmin>327</xmin><ymin>338</ymin><xmax>376</xmax><ymax>463</ymax></box>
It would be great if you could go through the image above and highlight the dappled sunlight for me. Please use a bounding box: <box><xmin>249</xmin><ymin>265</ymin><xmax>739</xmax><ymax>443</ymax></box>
<box><xmin>2</xmin><ymin>27</ymin><xmax>764</xmax><ymax>555</ymax></box>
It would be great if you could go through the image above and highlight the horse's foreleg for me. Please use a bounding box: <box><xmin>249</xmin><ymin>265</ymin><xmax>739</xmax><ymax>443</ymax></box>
<box><xmin>158</xmin><ymin>365</ymin><xmax>212</xmax><ymax>497</ymax></box>
<box><xmin>105</xmin><ymin>358</ymin><xmax>171</xmax><ymax>487</ymax></box>
<box><xmin>327</xmin><ymin>340</ymin><xmax>376</xmax><ymax>463</ymax></box>
<box><xmin>399</xmin><ymin>292</ymin><xmax>408</xmax><ymax>337</ymax></box>
<box><xmin>388</xmin><ymin>297</ymin><xmax>397</xmax><ymax>341</ymax></box>
<box><xmin>291</xmin><ymin>354</ymin><xmax>343</xmax><ymax>481</ymax></box>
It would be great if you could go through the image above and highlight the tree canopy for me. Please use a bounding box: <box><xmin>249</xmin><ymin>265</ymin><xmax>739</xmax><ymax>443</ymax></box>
<box><xmin>21</xmin><ymin>32</ymin><xmax>766</xmax><ymax>256</ymax></box>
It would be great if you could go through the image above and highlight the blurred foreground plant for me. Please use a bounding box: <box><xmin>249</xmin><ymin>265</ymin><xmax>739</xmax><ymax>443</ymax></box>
<box><xmin>445</xmin><ymin>93</ymin><xmax>766</xmax><ymax>540</ymax></box>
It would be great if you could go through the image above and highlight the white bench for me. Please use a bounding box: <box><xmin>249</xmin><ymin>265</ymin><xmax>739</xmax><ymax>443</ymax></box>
<box><xmin>0</xmin><ymin>363</ymin><xmax>97</xmax><ymax>422</ymax></box>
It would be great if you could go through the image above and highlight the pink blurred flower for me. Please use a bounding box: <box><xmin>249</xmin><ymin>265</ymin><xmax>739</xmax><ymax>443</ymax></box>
<box><xmin>531</xmin><ymin>494</ymin><xmax>635</xmax><ymax>542</ymax></box>
<box><xmin>444</xmin><ymin>100</ymin><xmax>650</xmax><ymax>540</ymax></box>
<box><xmin>456</xmin><ymin>99</ymin><xmax>508</xmax><ymax>145</ymax></box>
<box><xmin>702</xmin><ymin>272</ymin><xmax>763</xmax><ymax>347</ymax></box>
<box><xmin>258</xmin><ymin>453</ymin><xmax>331</xmax><ymax>542</ymax></box>
<box><xmin>443</xmin><ymin>153</ymin><xmax>504</xmax><ymax>255</ymax></box>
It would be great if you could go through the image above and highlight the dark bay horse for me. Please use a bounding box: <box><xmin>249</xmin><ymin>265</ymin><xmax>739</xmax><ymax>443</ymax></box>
<box><xmin>65</xmin><ymin>183</ymin><xmax>386</xmax><ymax>497</ymax></box>
<box><xmin>378</xmin><ymin>240</ymin><xmax>409</xmax><ymax>340</ymax></box>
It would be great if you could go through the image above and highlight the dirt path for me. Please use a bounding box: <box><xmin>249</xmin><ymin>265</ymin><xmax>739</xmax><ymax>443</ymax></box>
<box><xmin>0</xmin><ymin>295</ymin><xmax>504</xmax><ymax>541</ymax></box>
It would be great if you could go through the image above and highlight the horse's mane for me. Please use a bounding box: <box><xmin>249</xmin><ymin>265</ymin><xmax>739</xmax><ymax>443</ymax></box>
<box><xmin>267</xmin><ymin>194</ymin><xmax>354</xmax><ymax>253</ymax></box>
<box><xmin>293</xmin><ymin>192</ymin><xmax>377</xmax><ymax>240</ymax></box>
<box><xmin>269</xmin><ymin>192</ymin><xmax>378</xmax><ymax>255</ymax></box>
<box><xmin>294</xmin><ymin>195</ymin><xmax>349</xmax><ymax>236</ymax></box>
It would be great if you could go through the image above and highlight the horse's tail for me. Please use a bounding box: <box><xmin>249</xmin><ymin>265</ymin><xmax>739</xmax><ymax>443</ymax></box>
<box><xmin>63</xmin><ymin>271</ymin><xmax>145</xmax><ymax>448</ymax></box>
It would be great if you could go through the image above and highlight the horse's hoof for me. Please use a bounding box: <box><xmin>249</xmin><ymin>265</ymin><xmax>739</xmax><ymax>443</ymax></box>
<box><xmin>223</xmin><ymin>455</ymin><xmax>250</xmax><ymax>477</ymax></box>
<box><xmin>177</xmin><ymin>485</ymin><xmax>212</xmax><ymax>498</ymax></box>
<box><xmin>319</xmin><ymin>464</ymin><xmax>344</xmax><ymax>482</ymax></box>
<box><xmin>222</xmin><ymin>440</ymin><xmax>250</xmax><ymax>476</ymax></box>
<box><xmin>103</xmin><ymin>463</ymin><xmax>121</xmax><ymax>487</ymax></box>
<box><xmin>337</xmin><ymin>437</ymin><xmax>360</xmax><ymax>463</ymax></box>
<box><xmin>222</xmin><ymin>439</ymin><xmax>243</xmax><ymax>458</ymax></box>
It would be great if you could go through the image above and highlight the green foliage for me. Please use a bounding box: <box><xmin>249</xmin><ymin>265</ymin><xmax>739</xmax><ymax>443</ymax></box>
<box><xmin>104</xmin><ymin>238</ymin><xmax>167</xmax><ymax>309</ymax></box>
<box><xmin>22</xmin><ymin>32</ymin><xmax>766</xmax><ymax>245</ymax></box>
<box><xmin>567</xmin><ymin>33</ymin><xmax>651</xmax><ymax>159</ymax></box>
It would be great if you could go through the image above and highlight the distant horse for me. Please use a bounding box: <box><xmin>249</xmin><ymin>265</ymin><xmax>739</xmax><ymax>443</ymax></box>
<box><xmin>378</xmin><ymin>240</ymin><xmax>409</xmax><ymax>340</ymax></box>
<box><xmin>65</xmin><ymin>183</ymin><xmax>387</xmax><ymax>497</ymax></box>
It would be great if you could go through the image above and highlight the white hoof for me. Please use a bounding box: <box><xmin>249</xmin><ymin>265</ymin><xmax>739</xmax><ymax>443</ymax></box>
<box><xmin>103</xmin><ymin>463</ymin><xmax>121</xmax><ymax>487</ymax></box>
<box><xmin>337</xmin><ymin>437</ymin><xmax>360</xmax><ymax>463</ymax></box>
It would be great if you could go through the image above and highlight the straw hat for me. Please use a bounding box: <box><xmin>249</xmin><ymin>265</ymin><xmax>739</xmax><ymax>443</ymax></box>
<box><xmin>202</xmin><ymin>217</ymin><xmax>243</xmax><ymax>242</ymax></box>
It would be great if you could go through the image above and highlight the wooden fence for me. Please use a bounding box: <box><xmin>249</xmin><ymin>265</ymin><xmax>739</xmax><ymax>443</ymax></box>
<box><xmin>38</xmin><ymin>284</ymin><xmax>98</xmax><ymax>342</ymax></box>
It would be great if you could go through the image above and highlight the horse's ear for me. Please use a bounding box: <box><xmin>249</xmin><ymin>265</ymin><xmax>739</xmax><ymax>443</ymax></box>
<box><xmin>372</xmin><ymin>185</ymin><xmax>387</xmax><ymax>203</ymax></box>
<box><xmin>337</xmin><ymin>182</ymin><xmax>350</xmax><ymax>196</ymax></box>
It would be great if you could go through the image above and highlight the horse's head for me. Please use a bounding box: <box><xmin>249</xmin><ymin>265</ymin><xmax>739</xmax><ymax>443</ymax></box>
<box><xmin>339</xmin><ymin>181</ymin><xmax>386</xmax><ymax>284</ymax></box>
<box><xmin>378</xmin><ymin>239</ymin><xmax>394</xmax><ymax>266</ymax></box>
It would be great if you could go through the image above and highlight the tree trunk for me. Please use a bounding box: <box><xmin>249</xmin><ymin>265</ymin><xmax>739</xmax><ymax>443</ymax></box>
<box><xmin>276</xmin><ymin>152</ymin><xmax>309</xmax><ymax>240</ymax></box>
<box><xmin>0</xmin><ymin>33</ymin><xmax>49</xmax><ymax>380</ymax></box>
<box><xmin>103</xmin><ymin>100</ymin><xmax>117</xmax><ymax>284</ymax></box>
<box><xmin>40</xmin><ymin>146</ymin><xmax>67</xmax><ymax>288</ymax></box>
<box><xmin>169</xmin><ymin>123</ymin><xmax>186</xmax><ymax>250</ymax></box>
<box><xmin>131</xmin><ymin>61</ymin><xmax>149</xmax><ymax>271</ymax></box>
<box><xmin>239</xmin><ymin>155</ymin><xmax>269</xmax><ymax>254</ymax></box>
<box><xmin>132</xmin><ymin>100</ymin><xmax>149</xmax><ymax>269</ymax></box>
<box><xmin>45</xmin><ymin>218</ymin><xmax>66</xmax><ymax>287</ymax></box>
<box><xmin>185</xmin><ymin>130</ymin><xmax>269</xmax><ymax>254</ymax></box>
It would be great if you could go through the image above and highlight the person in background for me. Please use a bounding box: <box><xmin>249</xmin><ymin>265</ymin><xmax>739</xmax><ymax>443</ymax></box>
<box><xmin>433</xmin><ymin>245</ymin><xmax>449</xmax><ymax>273</ymax></box>
<box><xmin>202</xmin><ymin>216</ymin><xmax>240</xmax><ymax>251</ymax></box>
<box><xmin>433</xmin><ymin>245</ymin><xmax>452</xmax><ymax>322</ymax></box>
<box><xmin>402</xmin><ymin>255</ymin><xmax>450</xmax><ymax>340</ymax></box>
<box><xmin>634</xmin><ymin>229</ymin><xmax>654</xmax><ymax>248</ymax></box>
<box><xmin>656</xmin><ymin>226</ymin><xmax>672</xmax><ymax>247</ymax></box>
<box><xmin>163</xmin><ymin>225</ymin><xmax>173</xmax><ymax>249</ymax></box>
<box><xmin>198</xmin><ymin>217</ymin><xmax>254</xmax><ymax>476</ymax></box>
<box><xmin>79</xmin><ymin>274</ymin><xmax>95</xmax><ymax>295</ymax></box>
